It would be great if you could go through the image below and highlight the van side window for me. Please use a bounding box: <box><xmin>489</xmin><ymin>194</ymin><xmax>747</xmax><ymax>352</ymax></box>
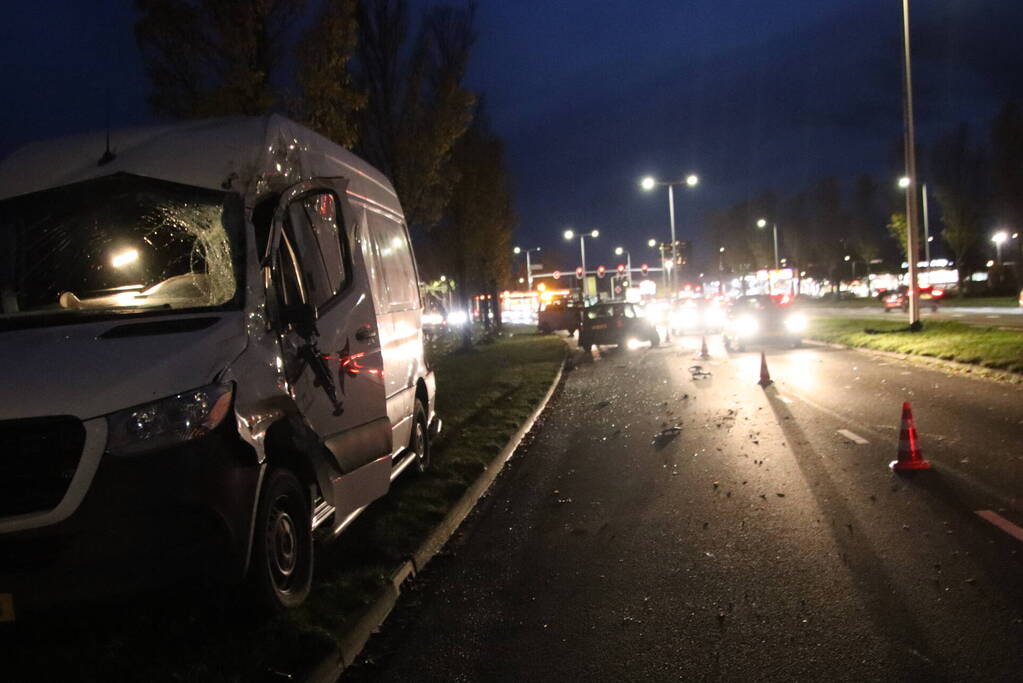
<box><xmin>285</xmin><ymin>191</ymin><xmax>348</xmax><ymax>308</ymax></box>
<box><xmin>368</xmin><ymin>212</ymin><xmax>419</xmax><ymax>311</ymax></box>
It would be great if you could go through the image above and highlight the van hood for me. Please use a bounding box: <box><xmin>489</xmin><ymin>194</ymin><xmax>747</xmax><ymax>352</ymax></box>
<box><xmin>0</xmin><ymin>313</ymin><xmax>248</xmax><ymax>421</ymax></box>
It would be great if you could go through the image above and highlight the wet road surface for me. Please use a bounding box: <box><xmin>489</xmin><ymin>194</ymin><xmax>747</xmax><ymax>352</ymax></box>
<box><xmin>345</xmin><ymin>334</ymin><xmax>1023</xmax><ymax>682</ymax></box>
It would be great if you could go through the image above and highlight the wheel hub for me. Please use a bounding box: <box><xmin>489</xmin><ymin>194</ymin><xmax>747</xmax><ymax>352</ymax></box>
<box><xmin>269</xmin><ymin>502</ymin><xmax>297</xmax><ymax>580</ymax></box>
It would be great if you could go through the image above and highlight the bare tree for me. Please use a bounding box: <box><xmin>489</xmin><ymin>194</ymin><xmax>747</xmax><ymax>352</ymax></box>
<box><xmin>355</xmin><ymin>0</ymin><xmax>477</xmax><ymax>230</ymax></box>
<box><xmin>134</xmin><ymin>0</ymin><xmax>306</xmax><ymax>118</ymax></box>
<box><xmin>933</xmin><ymin>123</ymin><xmax>987</xmax><ymax>288</ymax></box>
<box><xmin>295</xmin><ymin>0</ymin><xmax>365</xmax><ymax>148</ymax></box>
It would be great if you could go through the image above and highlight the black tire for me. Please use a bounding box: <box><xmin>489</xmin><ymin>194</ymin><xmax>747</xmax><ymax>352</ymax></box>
<box><xmin>791</xmin><ymin>338</ymin><xmax>802</xmax><ymax>349</ymax></box>
<box><xmin>249</xmin><ymin>468</ymin><xmax>313</xmax><ymax>612</ymax></box>
<box><xmin>538</xmin><ymin>323</ymin><xmax>551</xmax><ymax>334</ymax></box>
<box><xmin>649</xmin><ymin>329</ymin><xmax>660</xmax><ymax>347</ymax></box>
<box><xmin>723</xmin><ymin>335</ymin><xmax>732</xmax><ymax>352</ymax></box>
<box><xmin>411</xmin><ymin>400</ymin><xmax>431</xmax><ymax>474</ymax></box>
<box><xmin>884</xmin><ymin>307</ymin><xmax>891</xmax><ymax>313</ymax></box>
<box><xmin>580</xmin><ymin>339</ymin><xmax>593</xmax><ymax>352</ymax></box>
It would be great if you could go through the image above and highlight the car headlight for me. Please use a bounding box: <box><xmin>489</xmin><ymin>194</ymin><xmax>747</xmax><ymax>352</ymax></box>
<box><xmin>446</xmin><ymin>310</ymin><xmax>468</xmax><ymax>326</ymax></box>
<box><xmin>704</xmin><ymin>308</ymin><xmax>725</xmax><ymax>327</ymax></box>
<box><xmin>106</xmin><ymin>382</ymin><xmax>234</xmax><ymax>456</ymax></box>
<box><xmin>784</xmin><ymin>313</ymin><xmax>808</xmax><ymax>333</ymax></box>
<box><xmin>736</xmin><ymin>314</ymin><xmax>759</xmax><ymax>337</ymax></box>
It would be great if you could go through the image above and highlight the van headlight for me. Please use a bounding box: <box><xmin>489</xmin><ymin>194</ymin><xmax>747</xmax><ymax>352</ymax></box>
<box><xmin>106</xmin><ymin>382</ymin><xmax>234</xmax><ymax>456</ymax></box>
<box><xmin>784</xmin><ymin>313</ymin><xmax>808</xmax><ymax>333</ymax></box>
<box><xmin>736</xmin><ymin>315</ymin><xmax>759</xmax><ymax>337</ymax></box>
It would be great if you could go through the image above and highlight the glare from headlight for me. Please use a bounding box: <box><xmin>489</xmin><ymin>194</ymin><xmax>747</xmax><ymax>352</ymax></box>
<box><xmin>785</xmin><ymin>313</ymin><xmax>808</xmax><ymax>333</ymax></box>
<box><xmin>704</xmin><ymin>309</ymin><xmax>726</xmax><ymax>327</ymax></box>
<box><xmin>423</xmin><ymin>312</ymin><xmax>444</xmax><ymax>326</ymax></box>
<box><xmin>447</xmin><ymin>310</ymin><xmax>468</xmax><ymax>326</ymax></box>
<box><xmin>736</xmin><ymin>315</ymin><xmax>759</xmax><ymax>337</ymax></box>
<box><xmin>626</xmin><ymin>337</ymin><xmax>645</xmax><ymax>350</ymax></box>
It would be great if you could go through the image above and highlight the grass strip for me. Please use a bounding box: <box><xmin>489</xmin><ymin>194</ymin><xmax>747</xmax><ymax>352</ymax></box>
<box><xmin>807</xmin><ymin>317</ymin><xmax>1023</xmax><ymax>373</ymax></box>
<box><xmin>4</xmin><ymin>330</ymin><xmax>565</xmax><ymax>683</ymax></box>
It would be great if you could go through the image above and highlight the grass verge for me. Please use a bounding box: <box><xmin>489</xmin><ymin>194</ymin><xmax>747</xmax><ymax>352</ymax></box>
<box><xmin>802</xmin><ymin>295</ymin><xmax>1019</xmax><ymax>309</ymax></box>
<box><xmin>3</xmin><ymin>329</ymin><xmax>565</xmax><ymax>683</ymax></box>
<box><xmin>807</xmin><ymin>317</ymin><xmax>1023</xmax><ymax>373</ymax></box>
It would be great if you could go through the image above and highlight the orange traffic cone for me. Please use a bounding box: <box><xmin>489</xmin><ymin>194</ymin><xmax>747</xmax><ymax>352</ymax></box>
<box><xmin>758</xmin><ymin>351</ymin><xmax>773</xmax><ymax>387</ymax></box>
<box><xmin>698</xmin><ymin>336</ymin><xmax>710</xmax><ymax>360</ymax></box>
<box><xmin>889</xmin><ymin>402</ymin><xmax>931</xmax><ymax>471</ymax></box>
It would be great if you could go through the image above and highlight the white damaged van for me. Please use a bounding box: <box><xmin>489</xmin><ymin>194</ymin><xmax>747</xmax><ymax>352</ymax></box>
<box><xmin>0</xmin><ymin>115</ymin><xmax>439</xmax><ymax>613</ymax></box>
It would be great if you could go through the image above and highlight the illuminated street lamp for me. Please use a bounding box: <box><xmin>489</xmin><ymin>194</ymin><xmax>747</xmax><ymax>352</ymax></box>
<box><xmin>992</xmin><ymin>230</ymin><xmax>1009</xmax><ymax>265</ymax></box>
<box><xmin>614</xmin><ymin>246</ymin><xmax>633</xmax><ymax>284</ymax></box>
<box><xmin>640</xmin><ymin>173</ymin><xmax>700</xmax><ymax>297</ymax></box>
<box><xmin>647</xmin><ymin>237</ymin><xmax>656</xmax><ymax>248</ymax></box>
<box><xmin>565</xmin><ymin>229</ymin><xmax>599</xmax><ymax>300</ymax></box>
<box><xmin>513</xmin><ymin>245</ymin><xmax>541</xmax><ymax>289</ymax></box>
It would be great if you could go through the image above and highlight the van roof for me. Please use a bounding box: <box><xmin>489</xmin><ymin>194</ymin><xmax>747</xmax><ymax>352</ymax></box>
<box><xmin>0</xmin><ymin>114</ymin><xmax>402</xmax><ymax>214</ymax></box>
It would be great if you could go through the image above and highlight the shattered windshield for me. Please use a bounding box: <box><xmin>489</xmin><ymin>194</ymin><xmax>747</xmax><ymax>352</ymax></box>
<box><xmin>0</xmin><ymin>173</ymin><xmax>242</xmax><ymax>326</ymax></box>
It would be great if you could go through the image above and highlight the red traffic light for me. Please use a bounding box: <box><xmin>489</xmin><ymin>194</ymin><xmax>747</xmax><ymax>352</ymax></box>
<box><xmin>597</xmin><ymin>265</ymin><xmax>606</xmax><ymax>278</ymax></box>
<box><xmin>640</xmin><ymin>263</ymin><xmax>649</xmax><ymax>274</ymax></box>
<box><xmin>616</xmin><ymin>264</ymin><xmax>626</xmax><ymax>274</ymax></box>
<box><xmin>575</xmin><ymin>266</ymin><xmax>584</xmax><ymax>279</ymax></box>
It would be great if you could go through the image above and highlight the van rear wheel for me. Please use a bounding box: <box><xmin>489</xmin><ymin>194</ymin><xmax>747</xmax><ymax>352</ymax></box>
<box><xmin>412</xmin><ymin>400</ymin><xmax>431</xmax><ymax>474</ymax></box>
<box><xmin>249</xmin><ymin>468</ymin><xmax>313</xmax><ymax>612</ymax></box>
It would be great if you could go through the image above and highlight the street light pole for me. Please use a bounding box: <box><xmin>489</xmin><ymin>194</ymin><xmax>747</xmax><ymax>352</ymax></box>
<box><xmin>901</xmin><ymin>0</ymin><xmax>922</xmax><ymax>330</ymax></box>
<box><xmin>565</xmin><ymin>229</ymin><xmax>598</xmax><ymax>303</ymax></box>
<box><xmin>513</xmin><ymin>246</ymin><xmax>541</xmax><ymax>290</ymax></box>
<box><xmin>667</xmin><ymin>184</ymin><xmax>677</xmax><ymax>296</ymax></box>
<box><xmin>641</xmin><ymin>173</ymin><xmax>699</xmax><ymax>300</ymax></box>
<box><xmin>922</xmin><ymin>183</ymin><xmax>931</xmax><ymax>268</ymax></box>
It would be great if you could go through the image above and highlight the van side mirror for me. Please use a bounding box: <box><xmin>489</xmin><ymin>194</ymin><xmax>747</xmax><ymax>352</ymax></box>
<box><xmin>280</xmin><ymin>302</ymin><xmax>317</xmax><ymax>338</ymax></box>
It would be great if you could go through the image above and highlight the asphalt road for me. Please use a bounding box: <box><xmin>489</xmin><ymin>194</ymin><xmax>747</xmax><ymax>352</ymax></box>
<box><xmin>813</xmin><ymin>305</ymin><xmax>1023</xmax><ymax>330</ymax></box>
<box><xmin>345</xmin><ymin>334</ymin><xmax>1023</xmax><ymax>682</ymax></box>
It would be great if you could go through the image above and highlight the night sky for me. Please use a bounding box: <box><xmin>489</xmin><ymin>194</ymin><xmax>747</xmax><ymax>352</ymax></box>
<box><xmin>2</xmin><ymin>1</ymin><xmax>1022</xmax><ymax>271</ymax></box>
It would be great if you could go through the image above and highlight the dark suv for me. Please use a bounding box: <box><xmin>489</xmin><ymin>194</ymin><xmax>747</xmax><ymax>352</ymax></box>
<box><xmin>579</xmin><ymin>302</ymin><xmax>659</xmax><ymax>352</ymax></box>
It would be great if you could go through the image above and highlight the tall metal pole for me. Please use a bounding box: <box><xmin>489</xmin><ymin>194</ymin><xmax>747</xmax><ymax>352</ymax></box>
<box><xmin>580</xmin><ymin>236</ymin><xmax>588</xmax><ymax>302</ymax></box>
<box><xmin>525</xmin><ymin>250</ymin><xmax>533</xmax><ymax>290</ymax></box>
<box><xmin>901</xmin><ymin>0</ymin><xmax>922</xmax><ymax>329</ymax></box>
<box><xmin>772</xmin><ymin>223</ymin><xmax>780</xmax><ymax>270</ymax></box>
<box><xmin>921</xmin><ymin>183</ymin><xmax>931</xmax><ymax>268</ymax></box>
<box><xmin>667</xmin><ymin>184</ymin><xmax>677</xmax><ymax>298</ymax></box>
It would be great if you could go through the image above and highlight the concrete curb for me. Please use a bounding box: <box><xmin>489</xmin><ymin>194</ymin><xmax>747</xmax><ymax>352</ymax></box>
<box><xmin>304</xmin><ymin>352</ymin><xmax>567</xmax><ymax>683</ymax></box>
<box><xmin>803</xmin><ymin>338</ymin><xmax>1023</xmax><ymax>384</ymax></box>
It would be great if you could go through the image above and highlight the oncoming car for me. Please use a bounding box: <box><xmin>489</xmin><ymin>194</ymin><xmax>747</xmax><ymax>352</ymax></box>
<box><xmin>0</xmin><ymin>115</ymin><xmax>440</xmax><ymax>615</ymax></box>
<box><xmin>883</xmin><ymin>285</ymin><xmax>943</xmax><ymax>312</ymax></box>
<box><xmin>579</xmin><ymin>302</ymin><xmax>659</xmax><ymax>352</ymax></box>
<box><xmin>722</xmin><ymin>295</ymin><xmax>806</xmax><ymax>351</ymax></box>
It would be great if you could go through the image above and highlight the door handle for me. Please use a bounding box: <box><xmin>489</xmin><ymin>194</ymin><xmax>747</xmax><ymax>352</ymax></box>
<box><xmin>355</xmin><ymin>325</ymin><xmax>378</xmax><ymax>344</ymax></box>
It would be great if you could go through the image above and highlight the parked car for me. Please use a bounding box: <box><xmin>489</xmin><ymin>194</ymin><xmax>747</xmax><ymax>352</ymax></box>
<box><xmin>722</xmin><ymin>295</ymin><xmax>806</xmax><ymax>351</ymax></box>
<box><xmin>0</xmin><ymin>115</ymin><xmax>440</xmax><ymax>614</ymax></box>
<box><xmin>578</xmin><ymin>301</ymin><xmax>659</xmax><ymax>352</ymax></box>
<box><xmin>882</xmin><ymin>285</ymin><xmax>943</xmax><ymax>312</ymax></box>
<box><xmin>538</xmin><ymin>298</ymin><xmax>582</xmax><ymax>334</ymax></box>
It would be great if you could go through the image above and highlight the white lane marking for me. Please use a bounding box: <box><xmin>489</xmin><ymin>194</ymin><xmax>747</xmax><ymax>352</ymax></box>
<box><xmin>837</xmin><ymin>429</ymin><xmax>869</xmax><ymax>445</ymax></box>
<box><xmin>951</xmin><ymin>313</ymin><xmax>964</xmax><ymax>318</ymax></box>
<box><xmin>986</xmin><ymin>315</ymin><xmax>1001</xmax><ymax>319</ymax></box>
<box><xmin>778</xmin><ymin>396</ymin><xmax>794</xmax><ymax>404</ymax></box>
<box><xmin>975</xmin><ymin>510</ymin><xmax>1023</xmax><ymax>543</ymax></box>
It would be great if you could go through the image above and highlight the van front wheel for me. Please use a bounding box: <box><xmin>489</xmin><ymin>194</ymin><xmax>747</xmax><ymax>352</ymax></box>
<box><xmin>249</xmin><ymin>468</ymin><xmax>313</xmax><ymax>612</ymax></box>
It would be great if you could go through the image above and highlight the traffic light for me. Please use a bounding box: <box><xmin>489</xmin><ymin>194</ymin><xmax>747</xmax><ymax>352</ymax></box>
<box><xmin>640</xmin><ymin>263</ymin><xmax>649</xmax><ymax>275</ymax></box>
<box><xmin>575</xmin><ymin>266</ymin><xmax>584</xmax><ymax>279</ymax></box>
<box><xmin>616</xmin><ymin>263</ymin><xmax>626</xmax><ymax>275</ymax></box>
<box><xmin>597</xmin><ymin>265</ymin><xmax>606</xmax><ymax>278</ymax></box>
